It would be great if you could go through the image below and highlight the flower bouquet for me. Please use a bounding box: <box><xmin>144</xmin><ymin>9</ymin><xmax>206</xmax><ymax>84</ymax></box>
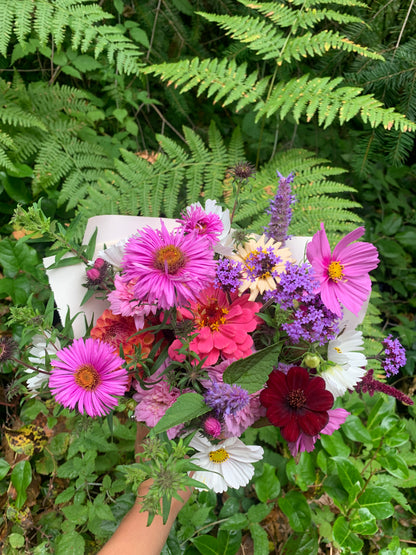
<box><xmin>10</xmin><ymin>169</ymin><xmax>411</xmax><ymax>523</ymax></box>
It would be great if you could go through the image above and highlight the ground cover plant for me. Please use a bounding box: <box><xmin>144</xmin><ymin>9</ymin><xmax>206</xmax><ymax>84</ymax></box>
<box><xmin>0</xmin><ymin>0</ymin><xmax>415</xmax><ymax>553</ymax></box>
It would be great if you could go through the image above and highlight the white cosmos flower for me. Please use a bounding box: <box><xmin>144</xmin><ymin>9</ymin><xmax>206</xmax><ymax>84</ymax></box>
<box><xmin>26</xmin><ymin>334</ymin><xmax>61</xmax><ymax>394</ymax></box>
<box><xmin>321</xmin><ymin>330</ymin><xmax>367</xmax><ymax>398</ymax></box>
<box><xmin>190</xmin><ymin>433</ymin><xmax>263</xmax><ymax>493</ymax></box>
<box><xmin>96</xmin><ymin>239</ymin><xmax>127</xmax><ymax>270</ymax></box>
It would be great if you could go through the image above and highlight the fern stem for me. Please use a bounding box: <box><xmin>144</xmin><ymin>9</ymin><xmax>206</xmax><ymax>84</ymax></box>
<box><xmin>394</xmin><ymin>0</ymin><xmax>414</xmax><ymax>51</ymax></box>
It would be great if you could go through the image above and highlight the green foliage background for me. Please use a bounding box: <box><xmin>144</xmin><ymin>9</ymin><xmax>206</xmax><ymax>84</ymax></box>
<box><xmin>0</xmin><ymin>0</ymin><xmax>415</xmax><ymax>553</ymax></box>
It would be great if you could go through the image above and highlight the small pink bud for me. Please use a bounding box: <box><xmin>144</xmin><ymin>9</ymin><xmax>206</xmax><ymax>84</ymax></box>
<box><xmin>204</xmin><ymin>416</ymin><xmax>222</xmax><ymax>439</ymax></box>
<box><xmin>94</xmin><ymin>257</ymin><xmax>105</xmax><ymax>269</ymax></box>
<box><xmin>86</xmin><ymin>268</ymin><xmax>100</xmax><ymax>281</ymax></box>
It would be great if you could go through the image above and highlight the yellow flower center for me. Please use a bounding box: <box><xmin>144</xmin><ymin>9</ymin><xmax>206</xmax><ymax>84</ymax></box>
<box><xmin>209</xmin><ymin>447</ymin><xmax>230</xmax><ymax>463</ymax></box>
<box><xmin>328</xmin><ymin>261</ymin><xmax>345</xmax><ymax>281</ymax></box>
<box><xmin>74</xmin><ymin>364</ymin><xmax>101</xmax><ymax>391</ymax></box>
<box><xmin>197</xmin><ymin>298</ymin><xmax>228</xmax><ymax>331</ymax></box>
<box><xmin>154</xmin><ymin>245</ymin><xmax>186</xmax><ymax>274</ymax></box>
<box><xmin>334</xmin><ymin>346</ymin><xmax>342</xmax><ymax>353</ymax></box>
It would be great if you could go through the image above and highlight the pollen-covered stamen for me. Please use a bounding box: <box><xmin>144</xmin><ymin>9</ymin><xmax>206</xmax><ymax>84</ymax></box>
<box><xmin>209</xmin><ymin>447</ymin><xmax>230</xmax><ymax>463</ymax></box>
<box><xmin>154</xmin><ymin>245</ymin><xmax>186</xmax><ymax>274</ymax></box>
<box><xmin>74</xmin><ymin>364</ymin><xmax>101</xmax><ymax>391</ymax></box>
<box><xmin>287</xmin><ymin>388</ymin><xmax>306</xmax><ymax>408</ymax></box>
<box><xmin>328</xmin><ymin>261</ymin><xmax>345</xmax><ymax>282</ymax></box>
<box><xmin>196</xmin><ymin>299</ymin><xmax>229</xmax><ymax>331</ymax></box>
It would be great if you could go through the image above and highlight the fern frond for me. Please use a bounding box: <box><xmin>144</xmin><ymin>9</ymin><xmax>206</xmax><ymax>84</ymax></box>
<box><xmin>144</xmin><ymin>58</ymin><xmax>269</xmax><ymax>112</ymax></box>
<box><xmin>13</xmin><ymin>0</ymin><xmax>33</xmax><ymax>44</ymax></box>
<box><xmin>183</xmin><ymin>126</ymin><xmax>212</xmax><ymax>204</ymax></box>
<box><xmin>0</xmin><ymin>0</ymin><xmax>14</xmax><ymax>57</ymax></box>
<box><xmin>0</xmin><ymin>129</ymin><xmax>16</xmax><ymax>171</ymax></box>
<box><xmin>239</xmin><ymin>0</ymin><xmax>368</xmax><ymax>29</ymax></box>
<box><xmin>157</xmin><ymin>134</ymin><xmax>189</xmax><ymax>218</ymax></box>
<box><xmin>255</xmin><ymin>75</ymin><xmax>416</xmax><ymax>131</ymax></box>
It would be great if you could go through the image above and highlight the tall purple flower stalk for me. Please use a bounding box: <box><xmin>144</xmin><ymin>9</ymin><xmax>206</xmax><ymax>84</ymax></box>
<box><xmin>264</xmin><ymin>170</ymin><xmax>296</xmax><ymax>245</ymax></box>
<box><xmin>355</xmin><ymin>369</ymin><xmax>413</xmax><ymax>405</ymax></box>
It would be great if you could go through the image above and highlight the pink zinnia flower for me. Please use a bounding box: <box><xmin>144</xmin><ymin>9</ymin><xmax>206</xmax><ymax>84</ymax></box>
<box><xmin>287</xmin><ymin>408</ymin><xmax>350</xmax><ymax>456</ymax></box>
<box><xmin>122</xmin><ymin>222</ymin><xmax>216</xmax><ymax>310</ymax></box>
<box><xmin>168</xmin><ymin>286</ymin><xmax>261</xmax><ymax>367</ymax></box>
<box><xmin>50</xmin><ymin>338</ymin><xmax>128</xmax><ymax>417</ymax></box>
<box><xmin>260</xmin><ymin>366</ymin><xmax>334</xmax><ymax>442</ymax></box>
<box><xmin>306</xmin><ymin>224</ymin><xmax>379</xmax><ymax>318</ymax></box>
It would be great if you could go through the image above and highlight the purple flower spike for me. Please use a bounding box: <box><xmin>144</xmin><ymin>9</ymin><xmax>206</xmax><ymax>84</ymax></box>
<box><xmin>382</xmin><ymin>335</ymin><xmax>406</xmax><ymax>377</ymax></box>
<box><xmin>264</xmin><ymin>171</ymin><xmax>296</xmax><ymax>245</ymax></box>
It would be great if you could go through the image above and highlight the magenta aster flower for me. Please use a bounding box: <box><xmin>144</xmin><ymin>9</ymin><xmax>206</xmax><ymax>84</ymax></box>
<box><xmin>50</xmin><ymin>338</ymin><xmax>128</xmax><ymax>417</ymax></box>
<box><xmin>122</xmin><ymin>222</ymin><xmax>216</xmax><ymax>310</ymax></box>
<box><xmin>177</xmin><ymin>203</ymin><xmax>224</xmax><ymax>245</ymax></box>
<box><xmin>306</xmin><ymin>224</ymin><xmax>379</xmax><ymax>318</ymax></box>
<box><xmin>260</xmin><ymin>366</ymin><xmax>334</xmax><ymax>442</ymax></box>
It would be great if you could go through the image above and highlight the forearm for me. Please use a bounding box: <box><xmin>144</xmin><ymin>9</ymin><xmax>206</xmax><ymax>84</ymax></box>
<box><xmin>97</xmin><ymin>483</ymin><xmax>191</xmax><ymax>555</ymax></box>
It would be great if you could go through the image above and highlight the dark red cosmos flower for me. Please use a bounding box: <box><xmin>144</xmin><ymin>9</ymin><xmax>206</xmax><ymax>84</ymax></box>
<box><xmin>260</xmin><ymin>366</ymin><xmax>334</xmax><ymax>442</ymax></box>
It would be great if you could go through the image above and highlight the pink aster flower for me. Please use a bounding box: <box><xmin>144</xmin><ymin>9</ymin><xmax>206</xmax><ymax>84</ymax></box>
<box><xmin>177</xmin><ymin>203</ymin><xmax>224</xmax><ymax>245</ymax></box>
<box><xmin>306</xmin><ymin>224</ymin><xmax>379</xmax><ymax>318</ymax></box>
<box><xmin>168</xmin><ymin>286</ymin><xmax>261</xmax><ymax>367</ymax></box>
<box><xmin>287</xmin><ymin>408</ymin><xmax>350</xmax><ymax>456</ymax></box>
<box><xmin>49</xmin><ymin>338</ymin><xmax>128</xmax><ymax>417</ymax></box>
<box><xmin>122</xmin><ymin>221</ymin><xmax>216</xmax><ymax>310</ymax></box>
<box><xmin>133</xmin><ymin>367</ymin><xmax>186</xmax><ymax>439</ymax></box>
<box><xmin>108</xmin><ymin>274</ymin><xmax>157</xmax><ymax>329</ymax></box>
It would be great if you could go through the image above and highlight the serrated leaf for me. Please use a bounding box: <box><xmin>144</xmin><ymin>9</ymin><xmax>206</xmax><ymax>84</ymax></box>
<box><xmin>223</xmin><ymin>342</ymin><xmax>282</xmax><ymax>393</ymax></box>
<box><xmin>152</xmin><ymin>393</ymin><xmax>210</xmax><ymax>435</ymax></box>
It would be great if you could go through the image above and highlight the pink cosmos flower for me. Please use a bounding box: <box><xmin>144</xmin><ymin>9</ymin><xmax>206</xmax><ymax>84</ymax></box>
<box><xmin>287</xmin><ymin>408</ymin><xmax>350</xmax><ymax>456</ymax></box>
<box><xmin>306</xmin><ymin>224</ymin><xmax>379</xmax><ymax>318</ymax></box>
<box><xmin>49</xmin><ymin>338</ymin><xmax>128</xmax><ymax>417</ymax></box>
<box><xmin>122</xmin><ymin>222</ymin><xmax>216</xmax><ymax>310</ymax></box>
<box><xmin>168</xmin><ymin>286</ymin><xmax>261</xmax><ymax>367</ymax></box>
<box><xmin>108</xmin><ymin>274</ymin><xmax>157</xmax><ymax>329</ymax></box>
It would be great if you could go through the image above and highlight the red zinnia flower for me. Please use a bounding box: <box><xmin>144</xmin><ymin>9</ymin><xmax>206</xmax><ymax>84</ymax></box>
<box><xmin>260</xmin><ymin>366</ymin><xmax>334</xmax><ymax>442</ymax></box>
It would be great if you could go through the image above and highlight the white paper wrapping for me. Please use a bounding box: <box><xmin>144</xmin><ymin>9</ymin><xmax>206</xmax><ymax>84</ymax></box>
<box><xmin>44</xmin><ymin>216</ymin><xmax>177</xmax><ymax>339</ymax></box>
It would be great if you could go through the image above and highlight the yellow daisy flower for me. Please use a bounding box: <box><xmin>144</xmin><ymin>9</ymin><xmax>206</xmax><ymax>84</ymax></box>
<box><xmin>230</xmin><ymin>234</ymin><xmax>294</xmax><ymax>301</ymax></box>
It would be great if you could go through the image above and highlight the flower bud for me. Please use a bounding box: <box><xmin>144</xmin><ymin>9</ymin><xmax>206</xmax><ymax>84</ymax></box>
<box><xmin>304</xmin><ymin>354</ymin><xmax>320</xmax><ymax>369</ymax></box>
<box><xmin>86</xmin><ymin>268</ymin><xmax>100</xmax><ymax>281</ymax></box>
<box><xmin>204</xmin><ymin>416</ymin><xmax>222</xmax><ymax>439</ymax></box>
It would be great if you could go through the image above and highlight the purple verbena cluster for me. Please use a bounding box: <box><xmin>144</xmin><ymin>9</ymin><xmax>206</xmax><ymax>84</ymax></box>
<box><xmin>264</xmin><ymin>261</ymin><xmax>318</xmax><ymax>309</ymax></box>
<box><xmin>282</xmin><ymin>296</ymin><xmax>340</xmax><ymax>346</ymax></box>
<box><xmin>204</xmin><ymin>382</ymin><xmax>250</xmax><ymax>416</ymax></box>
<box><xmin>264</xmin><ymin>170</ymin><xmax>296</xmax><ymax>245</ymax></box>
<box><xmin>382</xmin><ymin>335</ymin><xmax>406</xmax><ymax>377</ymax></box>
<box><xmin>245</xmin><ymin>247</ymin><xmax>281</xmax><ymax>282</ymax></box>
<box><xmin>215</xmin><ymin>258</ymin><xmax>243</xmax><ymax>293</ymax></box>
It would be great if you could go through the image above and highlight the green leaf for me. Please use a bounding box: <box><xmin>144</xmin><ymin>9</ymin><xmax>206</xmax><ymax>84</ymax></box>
<box><xmin>341</xmin><ymin>415</ymin><xmax>372</xmax><ymax>443</ymax></box>
<box><xmin>62</xmin><ymin>504</ymin><xmax>88</xmax><ymax>525</ymax></box>
<box><xmin>11</xmin><ymin>460</ymin><xmax>32</xmax><ymax>509</ymax></box>
<box><xmin>255</xmin><ymin>463</ymin><xmax>280</xmax><ymax>502</ymax></box>
<box><xmin>357</xmin><ymin>487</ymin><xmax>394</xmax><ymax>519</ymax></box>
<box><xmin>220</xmin><ymin>513</ymin><xmax>249</xmax><ymax>531</ymax></box>
<box><xmin>249</xmin><ymin>522</ymin><xmax>269</xmax><ymax>555</ymax></box>
<box><xmin>217</xmin><ymin>530</ymin><xmax>242</xmax><ymax>555</ymax></box>
<box><xmin>152</xmin><ymin>393</ymin><xmax>211</xmax><ymax>434</ymax></box>
<box><xmin>55</xmin><ymin>531</ymin><xmax>85</xmax><ymax>555</ymax></box>
<box><xmin>223</xmin><ymin>342</ymin><xmax>282</xmax><ymax>393</ymax></box>
<box><xmin>333</xmin><ymin>516</ymin><xmax>364</xmax><ymax>552</ymax></box>
<box><xmin>192</xmin><ymin>534</ymin><xmax>218</xmax><ymax>555</ymax></box>
<box><xmin>0</xmin><ymin>276</ymin><xmax>30</xmax><ymax>304</ymax></box>
<box><xmin>0</xmin><ymin>238</ymin><xmax>39</xmax><ymax>277</ymax></box>
<box><xmin>286</xmin><ymin>452</ymin><xmax>315</xmax><ymax>491</ymax></box>
<box><xmin>350</xmin><ymin>508</ymin><xmax>378</xmax><ymax>535</ymax></box>
<box><xmin>278</xmin><ymin>491</ymin><xmax>311</xmax><ymax>532</ymax></box>
<box><xmin>247</xmin><ymin>503</ymin><xmax>271</xmax><ymax>523</ymax></box>
<box><xmin>0</xmin><ymin>458</ymin><xmax>11</xmax><ymax>480</ymax></box>
<box><xmin>8</xmin><ymin>533</ymin><xmax>25</xmax><ymax>548</ymax></box>
<box><xmin>55</xmin><ymin>486</ymin><xmax>75</xmax><ymax>504</ymax></box>
<box><xmin>2</xmin><ymin>176</ymin><xmax>32</xmax><ymax>203</ymax></box>
<box><xmin>331</xmin><ymin>457</ymin><xmax>363</xmax><ymax>501</ymax></box>
<box><xmin>282</xmin><ymin>528</ymin><xmax>319</xmax><ymax>554</ymax></box>
<box><xmin>377</xmin><ymin>451</ymin><xmax>409</xmax><ymax>479</ymax></box>
<box><xmin>320</xmin><ymin>431</ymin><xmax>350</xmax><ymax>457</ymax></box>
